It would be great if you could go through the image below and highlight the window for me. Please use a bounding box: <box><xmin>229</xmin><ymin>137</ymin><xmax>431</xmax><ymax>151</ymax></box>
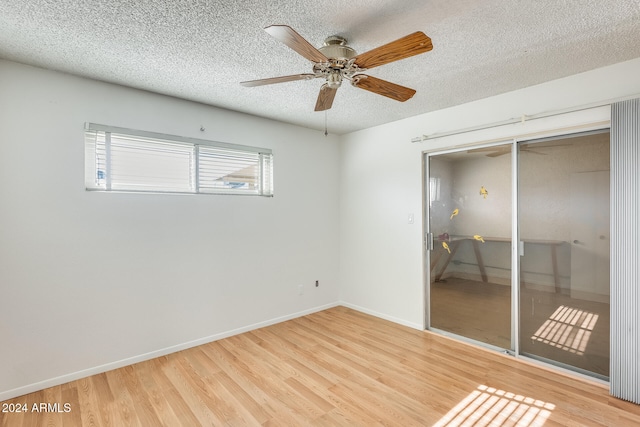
<box><xmin>84</xmin><ymin>123</ymin><xmax>273</xmax><ymax>196</ymax></box>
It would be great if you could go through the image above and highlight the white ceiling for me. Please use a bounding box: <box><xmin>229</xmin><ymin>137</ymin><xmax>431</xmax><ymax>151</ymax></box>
<box><xmin>1</xmin><ymin>1</ymin><xmax>639</xmax><ymax>134</ymax></box>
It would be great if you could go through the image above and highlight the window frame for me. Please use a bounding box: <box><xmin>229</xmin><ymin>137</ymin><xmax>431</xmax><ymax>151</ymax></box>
<box><xmin>84</xmin><ymin>123</ymin><xmax>273</xmax><ymax>196</ymax></box>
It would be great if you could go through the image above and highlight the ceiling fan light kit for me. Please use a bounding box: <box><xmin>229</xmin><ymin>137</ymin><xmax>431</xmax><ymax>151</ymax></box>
<box><xmin>241</xmin><ymin>25</ymin><xmax>433</xmax><ymax>112</ymax></box>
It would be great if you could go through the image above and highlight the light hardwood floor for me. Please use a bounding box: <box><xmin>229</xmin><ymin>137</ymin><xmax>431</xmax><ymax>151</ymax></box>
<box><xmin>431</xmin><ymin>277</ymin><xmax>610</xmax><ymax>376</ymax></box>
<box><xmin>2</xmin><ymin>306</ymin><xmax>639</xmax><ymax>426</ymax></box>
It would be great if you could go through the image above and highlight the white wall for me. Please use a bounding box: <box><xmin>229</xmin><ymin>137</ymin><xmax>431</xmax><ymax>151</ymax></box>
<box><xmin>338</xmin><ymin>57</ymin><xmax>640</xmax><ymax>329</ymax></box>
<box><xmin>0</xmin><ymin>60</ymin><xmax>340</xmax><ymax>400</ymax></box>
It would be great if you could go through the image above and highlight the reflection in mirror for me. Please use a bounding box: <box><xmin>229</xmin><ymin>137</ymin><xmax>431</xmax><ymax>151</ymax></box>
<box><xmin>519</xmin><ymin>131</ymin><xmax>610</xmax><ymax>378</ymax></box>
<box><xmin>429</xmin><ymin>144</ymin><xmax>512</xmax><ymax>349</ymax></box>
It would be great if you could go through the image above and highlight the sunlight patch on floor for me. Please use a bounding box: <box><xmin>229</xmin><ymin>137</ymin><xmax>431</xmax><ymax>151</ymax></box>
<box><xmin>433</xmin><ymin>384</ymin><xmax>555</xmax><ymax>427</ymax></box>
<box><xmin>531</xmin><ymin>305</ymin><xmax>598</xmax><ymax>355</ymax></box>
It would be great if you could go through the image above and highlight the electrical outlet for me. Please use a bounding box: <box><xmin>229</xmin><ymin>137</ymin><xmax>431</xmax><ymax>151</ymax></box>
<box><xmin>315</xmin><ymin>280</ymin><xmax>319</xmax><ymax>287</ymax></box>
<box><xmin>298</xmin><ymin>284</ymin><xmax>304</xmax><ymax>295</ymax></box>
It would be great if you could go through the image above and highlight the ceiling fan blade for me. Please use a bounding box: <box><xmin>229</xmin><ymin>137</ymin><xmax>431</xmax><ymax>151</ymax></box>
<box><xmin>240</xmin><ymin>73</ymin><xmax>317</xmax><ymax>87</ymax></box>
<box><xmin>264</xmin><ymin>25</ymin><xmax>329</xmax><ymax>63</ymax></box>
<box><xmin>352</xmin><ymin>75</ymin><xmax>416</xmax><ymax>102</ymax></box>
<box><xmin>354</xmin><ymin>32</ymin><xmax>433</xmax><ymax>70</ymax></box>
<box><xmin>520</xmin><ymin>148</ymin><xmax>547</xmax><ymax>155</ymax></box>
<box><xmin>471</xmin><ymin>146</ymin><xmax>507</xmax><ymax>152</ymax></box>
<box><xmin>486</xmin><ymin>151</ymin><xmax>508</xmax><ymax>157</ymax></box>
<box><xmin>315</xmin><ymin>84</ymin><xmax>338</xmax><ymax>111</ymax></box>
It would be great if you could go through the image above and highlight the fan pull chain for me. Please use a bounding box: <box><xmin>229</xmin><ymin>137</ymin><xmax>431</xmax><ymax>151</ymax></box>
<box><xmin>324</xmin><ymin>111</ymin><xmax>328</xmax><ymax>136</ymax></box>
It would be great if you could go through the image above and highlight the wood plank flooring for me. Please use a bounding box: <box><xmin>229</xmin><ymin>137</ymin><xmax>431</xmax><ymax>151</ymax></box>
<box><xmin>431</xmin><ymin>277</ymin><xmax>610</xmax><ymax>376</ymax></box>
<box><xmin>2</xmin><ymin>306</ymin><xmax>639</xmax><ymax>426</ymax></box>
<box><xmin>431</xmin><ymin>278</ymin><xmax>512</xmax><ymax>348</ymax></box>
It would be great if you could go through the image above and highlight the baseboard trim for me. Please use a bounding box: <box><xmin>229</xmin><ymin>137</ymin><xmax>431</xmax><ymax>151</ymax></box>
<box><xmin>0</xmin><ymin>302</ymin><xmax>339</xmax><ymax>402</ymax></box>
<box><xmin>339</xmin><ymin>301</ymin><xmax>424</xmax><ymax>330</ymax></box>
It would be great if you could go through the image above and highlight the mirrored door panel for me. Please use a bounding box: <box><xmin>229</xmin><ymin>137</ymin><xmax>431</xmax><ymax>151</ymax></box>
<box><xmin>428</xmin><ymin>144</ymin><xmax>512</xmax><ymax>349</ymax></box>
<box><xmin>518</xmin><ymin>131</ymin><xmax>610</xmax><ymax>378</ymax></box>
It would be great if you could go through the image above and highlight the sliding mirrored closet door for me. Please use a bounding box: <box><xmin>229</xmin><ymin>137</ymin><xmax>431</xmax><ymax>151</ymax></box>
<box><xmin>427</xmin><ymin>144</ymin><xmax>513</xmax><ymax>350</ymax></box>
<box><xmin>425</xmin><ymin>130</ymin><xmax>610</xmax><ymax>380</ymax></box>
<box><xmin>518</xmin><ymin>131</ymin><xmax>610</xmax><ymax>378</ymax></box>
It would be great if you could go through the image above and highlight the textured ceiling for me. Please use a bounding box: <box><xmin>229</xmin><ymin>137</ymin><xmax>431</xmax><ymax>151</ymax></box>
<box><xmin>1</xmin><ymin>0</ymin><xmax>639</xmax><ymax>134</ymax></box>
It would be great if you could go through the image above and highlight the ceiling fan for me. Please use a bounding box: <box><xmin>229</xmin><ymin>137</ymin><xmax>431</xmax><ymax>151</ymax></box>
<box><xmin>240</xmin><ymin>25</ymin><xmax>433</xmax><ymax>111</ymax></box>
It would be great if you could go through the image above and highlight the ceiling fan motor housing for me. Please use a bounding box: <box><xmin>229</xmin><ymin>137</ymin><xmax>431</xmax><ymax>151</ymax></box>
<box><xmin>318</xmin><ymin>36</ymin><xmax>356</xmax><ymax>61</ymax></box>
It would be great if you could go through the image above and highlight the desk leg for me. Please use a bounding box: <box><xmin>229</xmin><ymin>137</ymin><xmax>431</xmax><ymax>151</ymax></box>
<box><xmin>471</xmin><ymin>239</ymin><xmax>488</xmax><ymax>283</ymax></box>
<box><xmin>430</xmin><ymin>250</ymin><xmax>443</xmax><ymax>272</ymax></box>
<box><xmin>551</xmin><ymin>244</ymin><xmax>560</xmax><ymax>292</ymax></box>
<box><xmin>435</xmin><ymin>241</ymin><xmax>460</xmax><ymax>282</ymax></box>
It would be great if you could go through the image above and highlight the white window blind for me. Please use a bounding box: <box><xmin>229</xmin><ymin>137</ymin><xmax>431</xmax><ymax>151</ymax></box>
<box><xmin>84</xmin><ymin>123</ymin><xmax>273</xmax><ymax>196</ymax></box>
<box><xmin>199</xmin><ymin>146</ymin><xmax>260</xmax><ymax>193</ymax></box>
